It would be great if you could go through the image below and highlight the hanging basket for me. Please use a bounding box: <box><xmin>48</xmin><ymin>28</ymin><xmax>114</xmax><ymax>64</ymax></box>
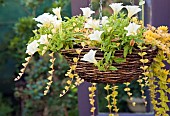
<box><xmin>61</xmin><ymin>46</ymin><xmax>157</xmax><ymax>84</ymax></box>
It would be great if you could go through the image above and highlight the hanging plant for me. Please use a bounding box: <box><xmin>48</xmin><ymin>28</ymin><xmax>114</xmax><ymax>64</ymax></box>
<box><xmin>14</xmin><ymin>1</ymin><xmax>170</xmax><ymax>116</ymax></box>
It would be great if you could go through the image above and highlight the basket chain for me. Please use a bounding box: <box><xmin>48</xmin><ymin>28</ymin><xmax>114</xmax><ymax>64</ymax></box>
<box><xmin>130</xmin><ymin>0</ymin><xmax>135</xmax><ymax>5</ymax></box>
<box><xmin>88</xmin><ymin>0</ymin><xmax>103</xmax><ymax>28</ymax></box>
<box><xmin>89</xmin><ymin>0</ymin><xmax>92</xmax><ymax>9</ymax></box>
<box><xmin>99</xmin><ymin>0</ymin><xmax>103</xmax><ymax>28</ymax></box>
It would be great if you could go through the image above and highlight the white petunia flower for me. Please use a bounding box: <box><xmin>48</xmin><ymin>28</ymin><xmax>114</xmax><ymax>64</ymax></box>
<box><xmin>88</xmin><ymin>30</ymin><xmax>104</xmax><ymax>42</ymax></box>
<box><xmin>33</xmin><ymin>13</ymin><xmax>57</xmax><ymax>27</ymax></box>
<box><xmin>52</xmin><ymin>7</ymin><xmax>62</xmax><ymax>20</ymax></box>
<box><xmin>26</xmin><ymin>40</ymin><xmax>39</xmax><ymax>55</ymax></box>
<box><xmin>102</xmin><ymin>16</ymin><xmax>109</xmax><ymax>25</ymax></box>
<box><xmin>125</xmin><ymin>6</ymin><xmax>141</xmax><ymax>18</ymax></box>
<box><xmin>84</xmin><ymin>18</ymin><xmax>100</xmax><ymax>29</ymax></box>
<box><xmin>109</xmin><ymin>3</ymin><xmax>124</xmax><ymax>15</ymax></box>
<box><xmin>80</xmin><ymin>7</ymin><xmax>95</xmax><ymax>18</ymax></box>
<box><xmin>38</xmin><ymin>34</ymin><xmax>49</xmax><ymax>45</ymax></box>
<box><xmin>81</xmin><ymin>50</ymin><xmax>97</xmax><ymax>64</ymax></box>
<box><xmin>124</xmin><ymin>22</ymin><xmax>141</xmax><ymax>36</ymax></box>
<box><xmin>52</xmin><ymin>20</ymin><xmax>62</xmax><ymax>28</ymax></box>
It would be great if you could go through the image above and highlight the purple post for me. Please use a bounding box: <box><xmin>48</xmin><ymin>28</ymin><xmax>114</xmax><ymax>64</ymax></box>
<box><xmin>71</xmin><ymin>0</ymin><xmax>90</xmax><ymax>16</ymax></box>
<box><xmin>146</xmin><ymin>0</ymin><xmax>170</xmax><ymax>115</ymax></box>
<box><xmin>78</xmin><ymin>82</ymin><xmax>98</xmax><ymax>116</ymax></box>
<box><xmin>151</xmin><ymin>0</ymin><xmax>170</xmax><ymax>28</ymax></box>
<box><xmin>71</xmin><ymin>0</ymin><xmax>98</xmax><ymax>116</ymax></box>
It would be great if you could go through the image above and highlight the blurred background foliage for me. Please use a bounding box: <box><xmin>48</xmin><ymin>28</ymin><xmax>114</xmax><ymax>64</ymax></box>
<box><xmin>0</xmin><ymin>93</ymin><xmax>13</xmax><ymax>116</ymax></box>
<box><xmin>0</xmin><ymin>0</ymin><xmax>79</xmax><ymax>115</ymax></box>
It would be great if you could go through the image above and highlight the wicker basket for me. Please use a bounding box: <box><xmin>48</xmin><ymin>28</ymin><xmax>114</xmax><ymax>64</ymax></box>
<box><xmin>61</xmin><ymin>46</ymin><xmax>157</xmax><ymax>84</ymax></box>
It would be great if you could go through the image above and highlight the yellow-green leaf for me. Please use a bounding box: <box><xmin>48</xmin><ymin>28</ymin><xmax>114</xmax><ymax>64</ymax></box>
<box><xmin>138</xmin><ymin>52</ymin><xmax>147</xmax><ymax>57</ymax></box>
<box><xmin>140</xmin><ymin>59</ymin><xmax>149</xmax><ymax>63</ymax></box>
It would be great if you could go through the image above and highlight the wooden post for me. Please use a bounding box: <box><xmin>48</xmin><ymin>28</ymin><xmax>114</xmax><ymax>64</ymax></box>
<box><xmin>71</xmin><ymin>0</ymin><xmax>98</xmax><ymax>116</ymax></box>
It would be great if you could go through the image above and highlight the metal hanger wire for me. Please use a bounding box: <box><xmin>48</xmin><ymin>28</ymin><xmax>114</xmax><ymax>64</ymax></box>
<box><xmin>99</xmin><ymin>0</ymin><xmax>103</xmax><ymax>27</ymax></box>
<box><xmin>89</xmin><ymin>0</ymin><xmax>92</xmax><ymax>9</ymax></box>
<box><xmin>89</xmin><ymin>0</ymin><xmax>103</xmax><ymax>28</ymax></box>
<box><xmin>130</xmin><ymin>0</ymin><xmax>135</xmax><ymax>5</ymax></box>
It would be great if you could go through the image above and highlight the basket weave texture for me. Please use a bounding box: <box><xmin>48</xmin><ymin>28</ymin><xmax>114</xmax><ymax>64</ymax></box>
<box><xmin>62</xmin><ymin>47</ymin><xmax>157</xmax><ymax>84</ymax></box>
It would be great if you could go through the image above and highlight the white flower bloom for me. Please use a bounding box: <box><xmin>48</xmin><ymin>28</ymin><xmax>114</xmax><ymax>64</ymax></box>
<box><xmin>26</xmin><ymin>40</ymin><xmax>39</xmax><ymax>55</ymax></box>
<box><xmin>109</xmin><ymin>3</ymin><xmax>124</xmax><ymax>15</ymax></box>
<box><xmin>124</xmin><ymin>22</ymin><xmax>141</xmax><ymax>36</ymax></box>
<box><xmin>33</xmin><ymin>13</ymin><xmax>57</xmax><ymax>27</ymax></box>
<box><xmin>88</xmin><ymin>30</ymin><xmax>104</xmax><ymax>42</ymax></box>
<box><xmin>37</xmin><ymin>24</ymin><xmax>43</xmax><ymax>27</ymax></box>
<box><xmin>52</xmin><ymin>7</ymin><xmax>62</xmax><ymax>20</ymax></box>
<box><xmin>102</xmin><ymin>16</ymin><xmax>109</xmax><ymax>25</ymax></box>
<box><xmin>38</xmin><ymin>34</ymin><xmax>49</xmax><ymax>44</ymax></box>
<box><xmin>81</xmin><ymin>50</ymin><xmax>97</xmax><ymax>64</ymax></box>
<box><xmin>52</xmin><ymin>20</ymin><xmax>62</xmax><ymax>28</ymax></box>
<box><xmin>80</xmin><ymin>7</ymin><xmax>95</xmax><ymax>18</ymax></box>
<box><xmin>84</xmin><ymin>18</ymin><xmax>100</xmax><ymax>29</ymax></box>
<box><xmin>48</xmin><ymin>34</ymin><xmax>53</xmax><ymax>38</ymax></box>
<box><xmin>125</xmin><ymin>6</ymin><xmax>141</xmax><ymax>18</ymax></box>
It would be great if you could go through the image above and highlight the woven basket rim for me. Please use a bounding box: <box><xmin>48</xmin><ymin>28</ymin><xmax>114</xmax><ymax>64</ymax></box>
<box><xmin>61</xmin><ymin>45</ymin><xmax>157</xmax><ymax>52</ymax></box>
<box><xmin>61</xmin><ymin>45</ymin><xmax>157</xmax><ymax>84</ymax></box>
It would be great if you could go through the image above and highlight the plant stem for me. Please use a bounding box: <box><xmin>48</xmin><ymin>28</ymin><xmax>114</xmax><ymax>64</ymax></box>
<box><xmin>141</xmin><ymin>0</ymin><xmax>145</xmax><ymax>26</ymax></box>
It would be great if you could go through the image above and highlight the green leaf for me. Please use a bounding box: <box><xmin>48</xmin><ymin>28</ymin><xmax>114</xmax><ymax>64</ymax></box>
<box><xmin>137</xmin><ymin>45</ymin><xmax>147</xmax><ymax>50</ymax></box>
<box><xmin>105</xmin><ymin>51</ymin><xmax>112</xmax><ymax>62</ymax></box>
<box><xmin>114</xmin><ymin>57</ymin><xmax>126</xmax><ymax>63</ymax></box>
<box><xmin>64</xmin><ymin>17</ymin><xmax>70</xmax><ymax>20</ymax></box>
<box><xmin>167</xmin><ymin>60</ymin><xmax>170</xmax><ymax>64</ymax></box>
<box><xmin>129</xmin><ymin>47</ymin><xmax>133</xmax><ymax>54</ymax></box>
<box><xmin>66</xmin><ymin>38</ymin><xmax>77</xmax><ymax>41</ymax></box>
<box><xmin>57</xmin><ymin>43</ymin><xmax>63</xmax><ymax>50</ymax></box>
<box><xmin>65</xmin><ymin>45</ymin><xmax>69</xmax><ymax>50</ymax></box>
<box><xmin>135</xmin><ymin>38</ymin><xmax>144</xmax><ymax>43</ymax></box>
<box><xmin>99</xmin><ymin>66</ymin><xmax>106</xmax><ymax>71</ymax></box>
<box><xmin>123</xmin><ymin>45</ymin><xmax>129</xmax><ymax>57</ymax></box>
<box><xmin>109</xmin><ymin>66</ymin><xmax>118</xmax><ymax>71</ymax></box>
